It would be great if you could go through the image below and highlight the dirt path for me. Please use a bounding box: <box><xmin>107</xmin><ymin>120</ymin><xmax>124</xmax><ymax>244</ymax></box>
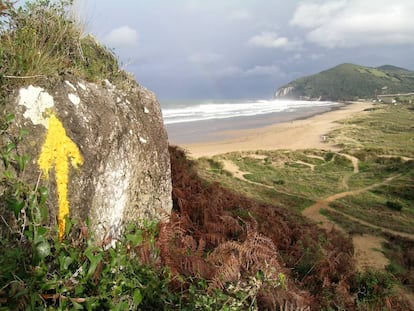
<box><xmin>221</xmin><ymin>160</ymin><xmax>251</xmax><ymax>181</ymax></box>
<box><xmin>302</xmin><ymin>175</ymin><xmax>414</xmax><ymax>271</ymax></box>
<box><xmin>352</xmin><ymin>235</ymin><xmax>389</xmax><ymax>271</ymax></box>
<box><xmin>220</xmin><ymin>160</ymin><xmax>312</xmax><ymax>201</ymax></box>
<box><xmin>305</xmin><ymin>155</ymin><xmax>325</xmax><ymax>161</ymax></box>
<box><xmin>221</xmin><ymin>157</ymin><xmax>414</xmax><ymax>273</ymax></box>
<box><xmin>295</xmin><ymin>160</ymin><xmax>315</xmax><ymax>172</ymax></box>
<box><xmin>338</xmin><ymin>153</ymin><xmax>359</xmax><ymax>173</ymax></box>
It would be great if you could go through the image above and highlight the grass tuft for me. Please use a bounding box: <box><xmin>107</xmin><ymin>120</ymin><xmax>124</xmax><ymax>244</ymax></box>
<box><xmin>0</xmin><ymin>0</ymin><xmax>129</xmax><ymax>105</ymax></box>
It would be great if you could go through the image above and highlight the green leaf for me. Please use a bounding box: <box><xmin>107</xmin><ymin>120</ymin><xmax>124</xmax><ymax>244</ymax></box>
<box><xmin>35</xmin><ymin>240</ymin><xmax>51</xmax><ymax>259</ymax></box>
<box><xmin>3</xmin><ymin>170</ymin><xmax>13</xmax><ymax>179</ymax></box>
<box><xmin>6</xmin><ymin>142</ymin><xmax>16</xmax><ymax>153</ymax></box>
<box><xmin>133</xmin><ymin>289</ymin><xmax>142</xmax><ymax>306</ymax></box>
<box><xmin>32</xmin><ymin>264</ymin><xmax>47</xmax><ymax>279</ymax></box>
<box><xmin>59</xmin><ymin>256</ymin><xmax>73</xmax><ymax>271</ymax></box>
<box><xmin>126</xmin><ymin>233</ymin><xmax>143</xmax><ymax>246</ymax></box>
<box><xmin>70</xmin><ymin>300</ymin><xmax>84</xmax><ymax>310</ymax></box>
<box><xmin>14</xmin><ymin>154</ymin><xmax>30</xmax><ymax>172</ymax></box>
<box><xmin>28</xmin><ymin>193</ymin><xmax>37</xmax><ymax>208</ymax></box>
<box><xmin>38</xmin><ymin>186</ymin><xmax>48</xmax><ymax>204</ymax></box>
<box><xmin>39</xmin><ymin>205</ymin><xmax>49</xmax><ymax>222</ymax></box>
<box><xmin>2</xmin><ymin>153</ymin><xmax>10</xmax><ymax>168</ymax></box>
<box><xmin>18</xmin><ymin>128</ymin><xmax>29</xmax><ymax>141</ymax></box>
<box><xmin>37</xmin><ymin>226</ymin><xmax>48</xmax><ymax>237</ymax></box>
<box><xmin>64</xmin><ymin>216</ymin><xmax>74</xmax><ymax>237</ymax></box>
<box><xmin>6</xmin><ymin>196</ymin><xmax>25</xmax><ymax>218</ymax></box>
<box><xmin>5</xmin><ymin>113</ymin><xmax>15</xmax><ymax>124</ymax></box>
<box><xmin>85</xmin><ymin>247</ymin><xmax>103</xmax><ymax>278</ymax></box>
<box><xmin>114</xmin><ymin>302</ymin><xmax>129</xmax><ymax>311</ymax></box>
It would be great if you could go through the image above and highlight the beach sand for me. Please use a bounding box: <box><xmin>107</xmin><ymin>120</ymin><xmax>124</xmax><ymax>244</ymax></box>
<box><xmin>177</xmin><ymin>101</ymin><xmax>374</xmax><ymax>158</ymax></box>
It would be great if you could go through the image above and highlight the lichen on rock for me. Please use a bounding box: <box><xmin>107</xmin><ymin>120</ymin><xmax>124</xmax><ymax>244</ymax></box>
<box><xmin>8</xmin><ymin>76</ymin><xmax>172</xmax><ymax>241</ymax></box>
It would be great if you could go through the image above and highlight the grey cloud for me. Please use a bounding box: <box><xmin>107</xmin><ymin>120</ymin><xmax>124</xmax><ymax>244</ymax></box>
<box><xmin>188</xmin><ymin>52</ymin><xmax>223</xmax><ymax>65</ymax></box>
<box><xmin>291</xmin><ymin>0</ymin><xmax>414</xmax><ymax>48</ymax></box>
<box><xmin>82</xmin><ymin>0</ymin><xmax>414</xmax><ymax>99</ymax></box>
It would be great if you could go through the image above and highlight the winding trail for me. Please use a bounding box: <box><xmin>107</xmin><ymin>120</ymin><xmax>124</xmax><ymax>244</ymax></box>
<box><xmin>295</xmin><ymin>160</ymin><xmax>315</xmax><ymax>172</ymax></box>
<box><xmin>221</xmin><ymin>160</ymin><xmax>311</xmax><ymax>200</ymax></box>
<box><xmin>301</xmin><ymin>175</ymin><xmax>414</xmax><ymax>238</ymax></box>
<box><xmin>221</xmin><ymin>160</ymin><xmax>251</xmax><ymax>182</ymax></box>
<box><xmin>338</xmin><ymin>153</ymin><xmax>360</xmax><ymax>173</ymax></box>
<box><xmin>302</xmin><ymin>174</ymin><xmax>414</xmax><ymax>271</ymax></box>
<box><xmin>221</xmin><ymin>156</ymin><xmax>414</xmax><ymax>272</ymax></box>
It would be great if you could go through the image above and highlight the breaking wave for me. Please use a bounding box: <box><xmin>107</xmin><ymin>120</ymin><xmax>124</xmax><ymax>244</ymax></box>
<box><xmin>162</xmin><ymin>99</ymin><xmax>339</xmax><ymax>124</ymax></box>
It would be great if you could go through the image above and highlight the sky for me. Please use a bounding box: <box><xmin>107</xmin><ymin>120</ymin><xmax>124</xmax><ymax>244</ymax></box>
<box><xmin>77</xmin><ymin>0</ymin><xmax>414</xmax><ymax>100</ymax></box>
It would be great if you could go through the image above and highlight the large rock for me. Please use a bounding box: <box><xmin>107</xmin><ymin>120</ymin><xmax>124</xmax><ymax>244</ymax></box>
<box><xmin>6</xmin><ymin>75</ymin><xmax>172</xmax><ymax>241</ymax></box>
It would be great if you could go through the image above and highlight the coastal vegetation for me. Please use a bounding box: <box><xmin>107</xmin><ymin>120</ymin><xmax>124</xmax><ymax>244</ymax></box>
<box><xmin>1</xmin><ymin>0</ymin><xmax>413</xmax><ymax>310</ymax></box>
<box><xmin>275</xmin><ymin>63</ymin><xmax>414</xmax><ymax>101</ymax></box>
<box><xmin>0</xmin><ymin>0</ymin><xmax>127</xmax><ymax>106</ymax></box>
<box><xmin>198</xmin><ymin>101</ymin><xmax>414</xmax><ymax>308</ymax></box>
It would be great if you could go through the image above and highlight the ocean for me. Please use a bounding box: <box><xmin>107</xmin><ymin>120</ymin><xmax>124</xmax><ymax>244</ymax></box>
<box><xmin>161</xmin><ymin>99</ymin><xmax>341</xmax><ymax>144</ymax></box>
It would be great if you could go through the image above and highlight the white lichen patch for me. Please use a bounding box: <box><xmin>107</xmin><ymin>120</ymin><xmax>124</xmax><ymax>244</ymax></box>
<box><xmin>143</xmin><ymin>107</ymin><xmax>149</xmax><ymax>114</ymax></box>
<box><xmin>77</xmin><ymin>82</ymin><xmax>87</xmax><ymax>91</ymax></box>
<box><xmin>65</xmin><ymin>80</ymin><xmax>77</xmax><ymax>91</ymax></box>
<box><xmin>18</xmin><ymin>85</ymin><xmax>54</xmax><ymax>128</ymax></box>
<box><xmin>93</xmin><ymin>152</ymin><xmax>131</xmax><ymax>239</ymax></box>
<box><xmin>68</xmin><ymin>93</ymin><xmax>80</xmax><ymax>107</ymax></box>
<box><xmin>139</xmin><ymin>137</ymin><xmax>147</xmax><ymax>144</ymax></box>
<box><xmin>104</xmin><ymin>79</ymin><xmax>114</xmax><ymax>89</ymax></box>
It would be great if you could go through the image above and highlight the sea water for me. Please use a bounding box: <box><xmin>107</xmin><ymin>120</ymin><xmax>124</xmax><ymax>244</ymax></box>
<box><xmin>161</xmin><ymin>99</ymin><xmax>341</xmax><ymax>144</ymax></box>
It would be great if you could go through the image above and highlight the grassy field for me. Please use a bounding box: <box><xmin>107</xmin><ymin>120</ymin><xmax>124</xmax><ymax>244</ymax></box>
<box><xmin>196</xmin><ymin>102</ymin><xmax>414</xmax><ymax>298</ymax></box>
<box><xmin>198</xmin><ymin>102</ymin><xmax>414</xmax><ymax>223</ymax></box>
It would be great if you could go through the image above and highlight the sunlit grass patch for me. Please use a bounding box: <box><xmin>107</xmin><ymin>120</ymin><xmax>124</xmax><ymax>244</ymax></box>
<box><xmin>330</xmin><ymin>188</ymin><xmax>414</xmax><ymax>235</ymax></box>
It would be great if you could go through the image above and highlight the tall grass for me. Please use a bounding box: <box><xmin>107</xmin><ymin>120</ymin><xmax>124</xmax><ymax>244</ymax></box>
<box><xmin>1</xmin><ymin>0</ymin><xmax>82</xmax><ymax>76</ymax></box>
<box><xmin>0</xmin><ymin>0</ymin><xmax>126</xmax><ymax>105</ymax></box>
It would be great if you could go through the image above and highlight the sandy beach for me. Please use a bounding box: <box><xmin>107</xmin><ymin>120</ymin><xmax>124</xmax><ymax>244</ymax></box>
<box><xmin>178</xmin><ymin>101</ymin><xmax>374</xmax><ymax>158</ymax></box>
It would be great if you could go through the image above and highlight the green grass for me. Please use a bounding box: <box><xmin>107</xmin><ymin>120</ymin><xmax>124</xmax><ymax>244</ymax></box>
<box><xmin>276</xmin><ymin>63</ymin><xmax>414</xmax><ymax>101</ymax></box>
<box><xmin>320</xmin><ymin>209</ymin><xmax>382</xmax><ymax>236</ymax></box>
<box><xmin>330</xmin><ymin>103</ymin><xmax>414</xmax><ymax>155</ymax></box>
<box><xmin>330</xmin><ymin>182</ymin><xmax>414</xmax><ymax>235</ymax></box>
<box><xmin>197</xmin><ymin>100</ymin><xmax>414</xmax><ymax>240</ymax></box>
<box><xmin>0</xmin><ymin>0</ymin><xmax>129</xmax><ymax>105</ymax></box>
<box><xmin>195</xmin><ymin>102</ymin><xmax>414</xmax><ymax>303</ymax></box>
<box><xmin>197</xmin><ymin>156</ymin><xmax>314</xmax><ymax>212</ymax></box>
<box><xmin>229</xmin><ymin>151</ymin><xmax>355</xmax><ymax>199</ymax></box>
<box><xmin>198</xmin><ymin>146</ymin><xmax>412</xmax><ymax>217</ymax></box>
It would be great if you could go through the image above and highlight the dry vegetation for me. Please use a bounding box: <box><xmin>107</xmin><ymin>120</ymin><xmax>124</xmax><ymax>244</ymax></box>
<box><xmin>163</xmin><ymin>146</ymin><xmax>409</xmax><ymax>310</ymax></box>
<box><xmin>194</xmin><ymin>102</ymin><xmax>414</xmax><ymax>309</ymax></box>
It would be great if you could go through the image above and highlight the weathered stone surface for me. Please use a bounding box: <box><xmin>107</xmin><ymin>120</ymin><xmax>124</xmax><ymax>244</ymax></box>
<box><xmin>7</xmin><ymin>75</ymin><xmax>172</xmax><ymax>240</ymax></box>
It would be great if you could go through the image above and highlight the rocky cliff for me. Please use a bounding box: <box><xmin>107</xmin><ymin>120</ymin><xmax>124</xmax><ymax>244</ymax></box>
<box><xmin>6</xmin><ymin>75</ymin><xmax>172</xmax><ymax>241</ymax></box>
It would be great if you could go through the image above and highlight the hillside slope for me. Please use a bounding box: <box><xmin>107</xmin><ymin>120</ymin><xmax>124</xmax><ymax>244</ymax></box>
<box><xmin>275</xmin><ymin>63</ymin><xmax>414</xmax><ymax>101</ymax></box>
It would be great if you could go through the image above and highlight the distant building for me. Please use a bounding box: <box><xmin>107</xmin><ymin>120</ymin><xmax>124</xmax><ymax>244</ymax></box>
<box><xmin>377</xmin><ymin>92</ymin><xmax>414</xmax><ymax>104</ymax></box>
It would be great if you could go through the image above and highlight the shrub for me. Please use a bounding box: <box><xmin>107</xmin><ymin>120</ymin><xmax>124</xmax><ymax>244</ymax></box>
<box><xmin>0</xmin><ymin>0</ymin><xmax>127</xmax><ymax>105</ymax></box>
<box><xmin>385</xmin><ymin>201</ymin><xmax>403</xmax><ymax>211</ymax></box>
<box><xmin>0</xmin><ymin>0</ymin><xmax>83</xmax><ymax>78</ymax></box>
<box><xmin>351</xmin><ymin>270</ymin><xmax>396</xmax><ymax>309</ymax></box>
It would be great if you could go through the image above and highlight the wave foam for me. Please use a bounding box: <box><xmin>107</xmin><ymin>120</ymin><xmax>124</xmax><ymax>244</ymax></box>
<box><xmin>162</xmin><ymin>99</ymin><xmax>338</xmax><ymax>124</ymax></box>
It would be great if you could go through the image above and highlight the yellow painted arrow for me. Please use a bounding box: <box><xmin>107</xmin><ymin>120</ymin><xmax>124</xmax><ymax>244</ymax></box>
<box><xmin>38</xmin><ymin>113</ymin><xmax>83</xmax><ymax>240</ymax></box>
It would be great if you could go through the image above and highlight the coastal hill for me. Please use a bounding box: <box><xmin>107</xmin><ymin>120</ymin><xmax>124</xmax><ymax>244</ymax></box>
<box><xmin>275</xmin><ymin>63</ymin><xmax>414</xmax><ymax>101</ymax></box>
